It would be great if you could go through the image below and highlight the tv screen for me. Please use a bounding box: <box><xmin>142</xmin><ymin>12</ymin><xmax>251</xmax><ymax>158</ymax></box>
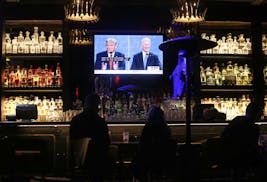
<box><xmin>94</xmin><ymin>34</ymin><xmax>164</xmax><ymax>75</ymax></box>
<box><xmin>16</xmin><ymin>104</ymin><xmax>38</xmax><ymax>121</ymax></box>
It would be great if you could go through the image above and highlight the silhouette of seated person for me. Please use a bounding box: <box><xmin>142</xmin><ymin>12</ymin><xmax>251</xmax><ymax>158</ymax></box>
<box><xmin>70</xmin><ymin>93</ymin><xmax>111</xmax><ymax>181</ymax></box>
<box><xmin>220</xmin><ymin>102</ymin><xmax>263</xmax><ymax>168</ymax></box>
<box><xmin>133</xmin><ymin>106</ymin><xmax>176</xmax><ymax>181</ymax></box>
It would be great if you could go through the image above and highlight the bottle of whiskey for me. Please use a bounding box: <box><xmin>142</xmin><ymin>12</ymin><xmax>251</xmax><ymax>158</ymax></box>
<box><xmin>8</xmin><ymin>66</ymin><xmax>15</xmax><ymax>87</ymax></box>
<box><xmin>20</xmin><ymin>67</ymin><xmax>28</xmax><ymax>87</ymax></box>
<box><xmin>1</xmin><ymin>67</ymin><xmax>9</xmax><ymax>88</ymax></box>
<box><xmin>27</xmin><ymin>65</ymin><xmax>34</xmax><ymax>87</ymax></box>
<box><xmin>55</xmin><ymin>62</ymin><xmax>62</xmax><ymax>87</ymax></box>
<box><xmin>14</xmin><ymin>65</ymin><xmax>21</xmax><ymax>87</ymax></box>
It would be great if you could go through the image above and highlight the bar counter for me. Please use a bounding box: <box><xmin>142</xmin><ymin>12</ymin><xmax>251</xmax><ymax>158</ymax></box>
<box><xmin>1</xmin><ymin>120</ymin><xmax>267</xmax><ymax>176</ymax></box>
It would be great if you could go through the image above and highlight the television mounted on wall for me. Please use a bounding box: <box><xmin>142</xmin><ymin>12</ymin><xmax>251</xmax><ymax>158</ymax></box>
<box><xmin>94</xmin><ymin>34</ymin><xmax>164</xmax><ymax>75</ymax></box>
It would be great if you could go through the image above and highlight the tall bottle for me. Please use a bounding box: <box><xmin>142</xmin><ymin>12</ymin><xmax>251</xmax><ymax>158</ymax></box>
<box><xmin>57</xmin><ymin>32</ymin><xmax>63</xmax><ymax>54</ymax></box>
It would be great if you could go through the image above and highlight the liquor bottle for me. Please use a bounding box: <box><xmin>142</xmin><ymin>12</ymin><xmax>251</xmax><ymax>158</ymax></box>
<box><xmin>39</xmin><ymin>31</ymin><xmax>46</xmax><ymax>43</ymax></box>
<box><xmin>57</xmin><ymin>96</ymin><xmax>63</xmax><ymax>112</ymax></box>
<box><xmin>243</xmin><ymin>64</ymin><xmax>252</xmax><ymax>85</ymax></box>
<box><xmin>5</xmin><ymin>33</ymin><xmax>12</xmax><ymax>54</ymax></box>
<box><xmin>14</xmin><ymin>65</ymin><xmax>21</xmax><ymax>87</ymax></box>
<box><xmin>12</xmin><ymin>37</ymin><xmax>18</xmax><ymax>54</ymax></box>
<box><xmin>53</xmin><ymin>39</ymin><xmax>59</xmax><ymax>54</ymax></box>
<box><xmin>47</xmin><ymin>68</ymin><xmax>54</xmax><ymax>87</ymax></box>
<box><xmin>27</xmin><ymin>65</ymin><xmax>33</xmax><ymax>87</ymax></box>
<box><xmin>8</xmin><ymin>67</ymin><xmax>15</xmax><ymax>87</ymax></box>
<box><xmin>200</xmin><ymin>65</ymin><xmax>206</xmax><ymax>85</ymax></box>
<box><xmin>238</xmin><ymin>34</ymin><xmax>245</xmax><ymax>53</ymax></box>
<box><xmin>220</xmin><ymin>36</ymin><xmax>228</xmax><ymax>54</ymax></box>
<box><xmin>32</xmin><ymin>69</ymin><xmax>40</xmax><ymax>87</ymax></box>
<box><xmin>33</xmin><ymin>27</ymin><xmax>39</xmax><ymax>44</ymax></box>
<box><xmin>232</xmin><ymin>36</ymin><xmax>239</xmax><ymax>54</ymax></box>
<box><xmin>205</xmin><ymin>66</ymin><xmax>214</xmax><ymax>85</ymax></box>
<box><xmin>57</xmin><ymin>32</ymin><xmax>63</xmax><ymax>54</ymax></box>
<box><xmin>39</xmin><ymin>68</ymin><xmax>46</xmax><ymax>87</ymax></box>
<box><xmin>49</xmin><ymin>31</ymin><xmax>55</xmax><ymax>42</ymax></box>
<box><xmin>30</xmin><ymin>35</ymin><xmax>36</xmax><ymax>54</ymax></box>
<box><xmin>221</xmin><ymin>63</ymin><xmax>227</xmax><ymax>85</ymax></box>
<box><xmin>17</xmin><ymin>31</ymin><xmax>25</xmax><ymax>54</ymax></box>
<box><xmin>210</xmin><ymin>34</ymin><xmax>219</xmax><ymax>54</ymax></box>
<box><xmin>24</xmin><ymin>31</ymin><xmax>31</xmax><ymax>54</ymax></box>
<box><xmin>47</xmin><ymin>36</ymin><xmax>53</xmax><ymax>54</ymax></box>
<box><xmin>39</xmin><ymin>31</ymin><xmax>47</xmax><ymax>54</ymax></box>
<box><xmin>226</xmin><ymin>33</ymin><xmax>234</xmax><ymax>54</ymax></box>
<box><xmin>1</xmin><ymin>68</ymin><xmax>9</xmax><ymax>88</ymax></box>
<box><xmin>214</xmin><ymin>66</ymin><xmax>222</xmax><ymax>86</ymax></box>
<box><xmin>55</xmin><ymin>62</ymin><xmax>62</xmax><ymax>87</ymax></box>
<box><xmin>245</xmin><ymin>38</ymin><xmax>252</xmax><ymax>54</ymax></box>
<box><xmin>20</xmin><ymin>67</ymin><xmax>28</xmax><ymax>87</ymax></box>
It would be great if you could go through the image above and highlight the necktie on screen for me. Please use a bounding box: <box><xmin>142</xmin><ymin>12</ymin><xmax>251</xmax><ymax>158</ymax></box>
<box><xmin>143</xmin><ymin>53</ymin><xmax>149</xmax><ymax>70</ymax></box>
<box><xmin>109</xmin><ymin>52</ymin><xmax>113</xmax><ymax>70</ymax></box>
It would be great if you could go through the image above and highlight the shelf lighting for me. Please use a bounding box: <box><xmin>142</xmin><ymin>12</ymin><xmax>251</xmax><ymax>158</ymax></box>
<box><xmin>171</xmin><ymin>0</ymin><xmax>207</xmax><ymax>24</ymax></box>
<box><xmin>65</xmin><ymin>0</ymin><xmax>99</xmax><ymax>23</ymax></box>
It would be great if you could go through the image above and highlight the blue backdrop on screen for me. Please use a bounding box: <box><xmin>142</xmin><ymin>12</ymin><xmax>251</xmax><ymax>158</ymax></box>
<box><xmin>94</xmin><ymin>34</ymin><xmax>163</xmax><ymax>71</ymax></box>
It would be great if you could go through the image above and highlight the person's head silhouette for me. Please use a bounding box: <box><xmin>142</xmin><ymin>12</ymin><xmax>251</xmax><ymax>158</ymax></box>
<box><xmin>84</xmin><ymin>93</ymin><xmax>101</xmax><ymax>112</ymax></box>
<box><xmin>147</xmin><ymin>106</ymin><xmax>166</xmax><ymax>125</ymax></box>
<box><xmin>245</xmin><ymin>102</ymin><xmax>263</xmax><ymax>122</ymax></box>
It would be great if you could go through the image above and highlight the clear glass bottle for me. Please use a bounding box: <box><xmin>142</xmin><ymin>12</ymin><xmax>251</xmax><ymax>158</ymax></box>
<box><xmin>49</xmin><ymin>31</ymin><xmax>55</xmax><ymax>42</ymax></box>
<box><xmin>238</xmin><ymin>34</ymin><xmax>245</xmax><ymax>53</ymax></box>
<box><xmin>39</xmin><ymin>31</ymin><xmax>46</xmax><ymax>44</ymax></box>
<box><xmin>33</xmin><ymin>27</ymin><xmax>39</xmax><ymax>44</ymax></box>
<box><xmin>226</xmin><ymin>33</ymin><xmax>233</xmax><ymax>54</ymax></box>
<box><xmin>30</xmin><ymin>35</ymin><xmax>36</xmax><ymax>54</ymax></box>
<box><xmin>47</xmin><ymin>36</ymin><xmax>53</xmax><ymax>54</ymax></box>
<box><xmin>232</xmin><ymin>36</ymin><xmax>239</xmax><ymax>54</ymax></box>
<box><xmin>221</xmin><ymin>36</ymin><xmax>228</xmax><ymax>54</ymax></box>
<box><xmin>12</xmin><ymin>37</ymin><xmax>18</xmax><ymax>54</ymax></box>
<box><xmin>245</xmin><ymin>38</ymin><xmax>252</xmax><ymax>54</ymax></box>
<box><xmin>57</xmin><ymin>32</ymin><xmax>63</xmax><ymax>54</ymax></box>
<box><xmin>53</xmin><ymin>39</ymin><xmax>59</xmax><ymax>54</ymax></box>
<box><xmin>17</xmin><ymin>31</ymin><xmax>24</xmax><ymax>43</ymax></box>
<box><xmin>5</xmin><ymin>33</ymin><xmax>12</xmax><ymax>54</ymax></box>
<box><xmin>24</xmin><ymin>31</ymin><xmax>31</xmax><ymax>54</ymax></box>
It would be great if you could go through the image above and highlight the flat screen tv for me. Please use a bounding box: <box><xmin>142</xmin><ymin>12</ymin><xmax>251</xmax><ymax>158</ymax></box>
<box><xmin>94</xmin><ymin>34</ymin><xmax>164</xmax><ymax>75</ymax></box>
<box><xmin>16</xmin><ymin>104</ymin><xmax>38</xmax><ymax>121</ymax></box>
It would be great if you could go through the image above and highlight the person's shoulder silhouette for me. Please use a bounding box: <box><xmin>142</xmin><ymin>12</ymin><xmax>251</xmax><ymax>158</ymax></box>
<box><xmin>133</xmin><ymin>106</ymin><xmax>176</xmax><ymax>180</ymax></box>
<box><xmin>220</xmin><ymin>102</ymin><xmax>262</xmax><ymax>167</ymax></box>
<box><xmin>70</xmin><ymin>93</ymin><xmax>111</xmax><ymax>181</ymax></box>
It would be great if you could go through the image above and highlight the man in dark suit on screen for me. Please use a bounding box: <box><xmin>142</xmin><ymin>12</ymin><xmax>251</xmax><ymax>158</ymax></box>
<box><xmin>130</xmin><ymin>37</ymin><xmax>161</xmax><ymax>70</ymax></box>
<box><xmin>94</xmin><ymin>38</ymin><xmax>125</xmax><ymax>70</ymax></box>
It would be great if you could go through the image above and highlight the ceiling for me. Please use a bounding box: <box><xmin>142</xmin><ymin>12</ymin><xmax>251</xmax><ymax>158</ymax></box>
<box><xmin>4</xmin><ymin>0</ymin><xmax>267</xmax><ymax>31</ymax></box>
<box><xmin>5</xmin><ymin>0</ymin><xmax>267</xmax><ymax>5</ymax></box>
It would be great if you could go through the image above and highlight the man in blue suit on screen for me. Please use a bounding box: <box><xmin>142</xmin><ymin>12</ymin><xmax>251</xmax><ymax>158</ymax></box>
<box><xmin>130</xmin><ymin>37</ymin><xmax>161</xmax><ymax>70</ymax></box>
<box><xmin>95</xmin><ymin>38</ymin><xmax>125</xmax><ymax>70</ymax></box>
